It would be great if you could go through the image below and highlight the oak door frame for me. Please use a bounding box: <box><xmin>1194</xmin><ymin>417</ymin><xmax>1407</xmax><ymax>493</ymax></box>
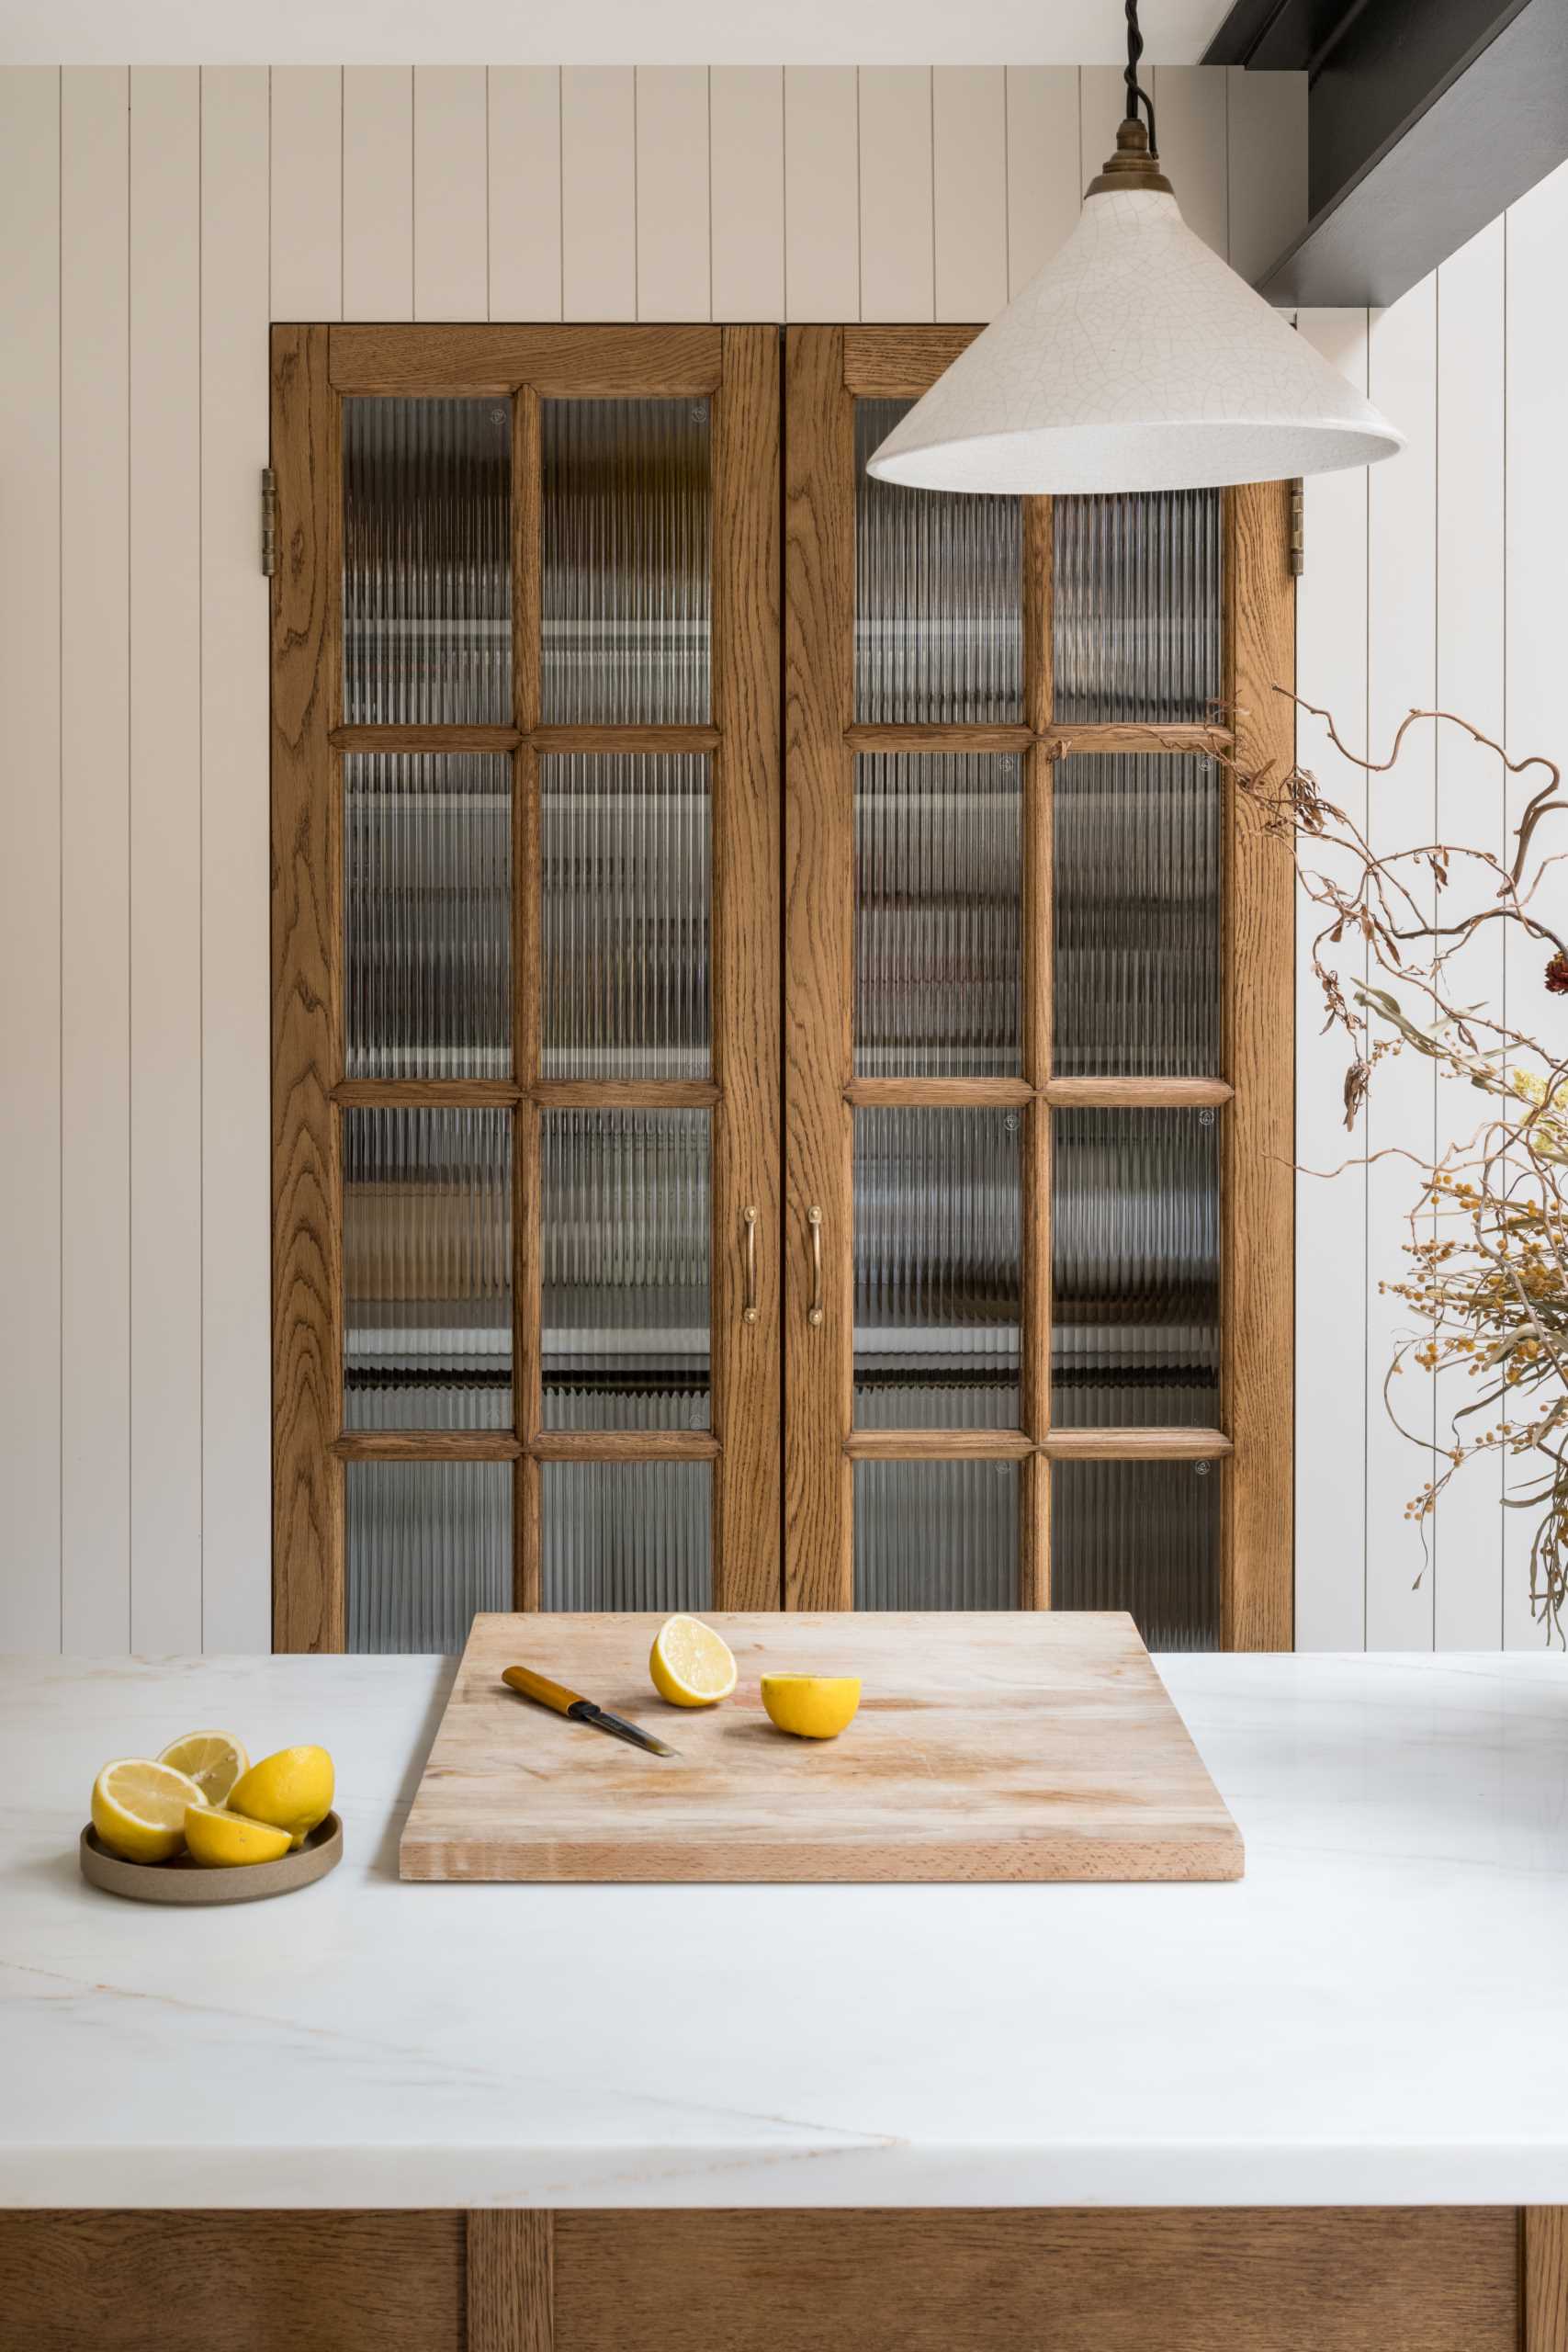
<box><xmin>783</xmin><ymin>325</ymin><xmax>1295</xmax><ymax>1646</ymax></box>
<box><xmin>271</xmin><ymin>323</ymin><xmax>782</xmax><ymax>1650</ymax></box>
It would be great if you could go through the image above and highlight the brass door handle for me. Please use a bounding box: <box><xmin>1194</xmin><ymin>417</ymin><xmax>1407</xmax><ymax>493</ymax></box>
<box><xmin>741</xmin><ymin>1205</ymin><xmax>760</xmax><ymax>1324</ymax></box>
<box><xmin>807</xmin><ymin>1205</ymin><xmax>824</xmax><ymax>1328</ymax></box>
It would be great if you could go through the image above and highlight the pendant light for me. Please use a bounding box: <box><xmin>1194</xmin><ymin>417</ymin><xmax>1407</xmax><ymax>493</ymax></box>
<box><xmin>867</xmin><ymin>1</ymin><xmax>1403</xmax><ymax>494</ymax></box>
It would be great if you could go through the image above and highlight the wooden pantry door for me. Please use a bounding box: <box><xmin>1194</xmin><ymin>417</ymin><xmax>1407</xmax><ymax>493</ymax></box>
<box><xmin>783</xmin><ymin>327</ymin><xmax>1295</xmax><ymax>1647</ymax></box>
<box><xmin>271</xmin><ymin>325</ymin><xmax>780</xmax><ymax>1651</ymax></box>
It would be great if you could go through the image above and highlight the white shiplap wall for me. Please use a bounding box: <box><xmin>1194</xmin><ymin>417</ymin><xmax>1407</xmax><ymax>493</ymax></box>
<box><xmin>2</xmin><ymin>61</ymin><xmax>1554</xmax><ymax>1656</ymax></box>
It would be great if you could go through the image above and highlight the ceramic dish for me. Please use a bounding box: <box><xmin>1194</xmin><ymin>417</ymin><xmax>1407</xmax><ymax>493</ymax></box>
<box><xmin>78</xmin><ymin>1810</ymin><xmax>343</xmax><ymax>1904</ymax></box>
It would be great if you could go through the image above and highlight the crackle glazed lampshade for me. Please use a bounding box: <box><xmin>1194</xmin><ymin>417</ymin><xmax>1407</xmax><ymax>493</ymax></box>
<box><xmin>867</xmin><ymin>119</ymin><xmax>1404</xmax><ymax>496</ymax></box>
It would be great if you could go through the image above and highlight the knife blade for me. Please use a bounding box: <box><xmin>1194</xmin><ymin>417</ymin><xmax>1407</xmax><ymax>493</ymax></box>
<box><xmin>502</xmin><ymin>1664</ymin><xmax>679</xmax><ymax>1758</ymax></box>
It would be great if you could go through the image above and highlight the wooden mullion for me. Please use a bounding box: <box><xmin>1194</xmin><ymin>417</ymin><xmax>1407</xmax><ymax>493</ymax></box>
<box><xmin>272</xmin><ymin>325</ymin><xmax>344</xmax><ymax>1654</ymax></box>
<box><xmin>845</xmin><ymin>723</ymin><xmax>1033</xmax><ymax>753</ymax></box>
<box><xmin>328</xmin><ymin>322</ymin><xmax>725</xmax><ymax>395</ymax></box>
<box><xmin>532</xmin><ymin>724</ymin><xmax>719</xmax><ymax>754</ymax></box>
<box><xmin>1043</xmin><ymin>1427</ymin><xmax>1234</xmax><ymax>1462</ymax></box>
<box><xmin>845</xmin><ymin>1429</ymin><xmax>1034</xmax><ymax>1461</ymax></box>
<box><xmin>845</xmin><ymin>1076</ymin><xmax>1033</xmax><ymax>1108</ymax></box>
<box><xmin>1044</xmin><ymin>1076</ymin><xmax>1234</xmax><ymax>1108</ymax></box>
<box><xmin>333</xmin><ymin>1431</ymin><xmax>523</xmax><ymax>1462</ymax></box>
<box><xmin>1043</xmin><ymin>722</ymin><xmax>1232</xmax><ymax>754</ymax></box>
<box><xmin>331</xmin><ymin>725</ymin><xmax>521</xmax><ymax>753</ymax></box>
<box><xmin>513</xmin><ymin>384</ymin><xmax>542</xmax><ymax>1612</ymax></box>
<box><xmin>332</xmin><ymin>1079</ymin><xmax>522</xmax><ymax>1108</ymax></box>
<box><xmin>530</xmin><ymin>1430</ymin><xmax>721</xmax><ymax>1462</ymax></box>
<box><xmin>532</xmin><ymin>1080</ymin><xmax>720</xmax><ymax>1109</ymax></box>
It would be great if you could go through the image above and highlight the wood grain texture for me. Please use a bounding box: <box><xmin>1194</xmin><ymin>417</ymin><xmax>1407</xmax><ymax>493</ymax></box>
<box><xmin>0</xmin><ymin>2211</ymin><xmax>463</xmax><ymax>2352</ymax></box>
<box><xmin>845</xmin><ymin>1429</ymin><xmax>1034</xmax><ymax>1459</ymax></box>
<box><xmin>1525</xmin><ymin>2209</ymin><xmax>1568</xmax><ymax>2352</ymax></box>
<box><xmin>711</xmin><ymin>327</ymin><xmax>783</xmax><ymax>1607</ymax></box>
<box><xmin>1224</xmin><ymin>482</ymin><xmax>1295</xmax><ymax>1652</ymax></box>
<box><xmin>333</xmin><ymin>1079</ymin><xmax>522</xmax><ymax>1107</ymax></box>
<box><xmin>1046</xmin><ymin>721</ymin><xmax>1233</xmax><ymax>752</ymax></box>
<box><xmin>532</xmin><ymin>1080</ymin><xmax>719</xmax><ymax>1108</ymax></box>
<box><xmin>529</xmin><ymin>1430</ymin><xmax>721</xmax><ymax>1461</ymax></box>
<box><xmin>333</xmin><ymin>1431</ymin><xmax>524</xmax><ymax>1461</ymax></box>
<box><xmin>784</xmin><ymin>329</ymin><xmax>854</xmax><ymax>1609</ymax></box>
<box><xmin>842</xmin><ymin>324</ymin><xmax>980</xmax><ymax>393</ymax></box>
<box><xmin>400</xmin><ymin>1611</ymin><xmax>1244</xmax><ymax>1883</ymax></box>
<box><xmin>1043</xmin><ymin>1427</ymin><xmax>1234</xmax><ymax>1460</ymax></box>
<box><xmin>469</xmin><ymin>2211</ymin><xmax>553</xmax><ymax>2352</ymax></box>
<box><xmin>845</xmin><ymin>723</ymin><xmax>1032</xmax><ymax>752</ymax></box>
<box><xmin>333</xmin><ymin>726</ymin><xmax>523</xmax><ymax>752</ymax></box>
<box><xmin>271</xmin><ymin>326</ymin><xmax>344</xmax><ymax>1654</ymax></box>
<box><xmin>553</xmin><ymin>2207</ymin><xmax>1518</xmax><ymax>2352</ymax></box>
<box><xmin>1044</xmin><ymin>1076</ymin><xmax>1234</xmax><ymax>1107</ymax></box>
<box><xmin>328</xmin><ymin>324</ymin><xmax>723</xmax><ymax>394</ymax></box>
<box><xmin>845</xmin><ymin>1077</ymin><xmax>1033</xmax><ymax>1107</ymax></box>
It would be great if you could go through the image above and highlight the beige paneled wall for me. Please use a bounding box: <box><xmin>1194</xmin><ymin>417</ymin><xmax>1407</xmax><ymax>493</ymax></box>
<box><xmin>33</xmin><ymin>59</ymin><xmax>1557</xmax><ymax>1658</ymax></box>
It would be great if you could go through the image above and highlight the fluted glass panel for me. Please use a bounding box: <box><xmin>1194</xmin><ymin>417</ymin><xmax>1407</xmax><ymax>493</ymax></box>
<box><xmin>541</xmin><ymin>1462</ymin><xmax>712</xmax><ymax>1610</ymax></box>
<box><xmin>1053</xmin><ymin>490</ymin><xmax>1222</xmax><ymax>724</ymax></box>
<box><xmin>541</xmin><ymin>1109</ymin><xmax>710</xmax><ymax>1429</ymax></box>
<box><xmin>346</xmin><ymin>1460</ymin><xmax>512</xmax><ymax>1653</ymax></box>
<box><xmin>1053</xmin><ymin>754</ymin><xmax>1221</xmax><ymax>1077</ymax></box>
<box><xmin>853</xmin><ymin>1107</ymin><xmax>1021</xmax><ymax>1428</ymax></box>
<box><xmin>541</xmin><ymin>399</ymin><xmax>711</xmax><ymax>723</ymax></box>
<box><xmin>854</xmin><ymin>753</ymin><xmax>1022</xmax><ymax>1078</ymax></box>
<box><xmin>343</xmin><ymin>398</ymin><xmax>512</xmax><ymax>725</ymax></box>
<box><xmin>854</xmin><ymin>1461</ymin><xmax>1019</xmax><ymax>1609</ymax></box>
<box><xmin>1052</xmin><ymin>1108</ymin><xmax>1220</xmax><ymax>1428</ymax></box>
<box><xmin>344</xmin><ymin>1108</ymin><xmax>512</xmax><ymax>1429</ymax></box>
<box><xmin>1051</xmin><ymin>1459</ymin><xmax>1220</xmax><ymax>1650</ymax></box>
<box><xmin>344</xmin><ymin>754</ymin><xmax>512</xmax><ymax>1080</ymax></box>
<box><xmin>854</xmin><ymin>400</ymin><xmax>1022</xmax><ymax>723</ymax></box>
<box><xmin>541</xmin><ymin>753</ymin><xmax>710</xmax><ymax>1080</ymax></box>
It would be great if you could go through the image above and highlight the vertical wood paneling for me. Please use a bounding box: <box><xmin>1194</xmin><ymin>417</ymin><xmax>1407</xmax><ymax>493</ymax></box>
<box><xmin>1501</xmin><ymin>158</ymin><xmax>1568</xmax><ymax>1648</ymax></box>
<box><xmin>1226</xmin><ymin>67</ymin><xmax>1306</xmax><ymax>284</ymax></box>
<box><xmin>130</xmin><ymin>67</ymin><xmax>204</xmax><ymax>1652</ymax></box>
<box><xmin>1365</xmin><ymin>278</ymin><xmax>1438</xmax><ymax>1650</ymax></box>
<box><xmin>858</xmin><ymin>68</ymin><xmax>933</xmax><ymax>324</ymax></box>
<box><xmin>414</xmin><ymin>66</ymin><xmax>489</xmax><ymax>321</ymax></box>
<box><xmin>1433</xmin><ymin>219</ymin><xmax>1506</xmax><ymax>1650</ymax></box>
<box><xmin>488</xmin><ymin>67</ymin><xmax>562</xmax><ymax>322</ymax></box>
<box><xmin>200</xmin><ymin>66</ymin><xmax>273</xmax><ymax>1654</ymax></box>
<box><xmin>1293</xmin><ymin>309</ymin><xmax>1372</xmax><ymax>1652</ymax></box>
<box><xmin>560</xmin><ymin>66</ymin><xmax>636</xmax><ymax>322</ymax></box>
<box><xmin>932</xmin><ymin>68</ymin><xmax>1008</xmax><ymax>324</ymax></box>
<box><xmin>270</xmin><ymin>66</ymin><xmax>343</xmax><ymax>320</ymax></box>
<box><xmin>0</xmin><ymin>69</ymin><xmax>62</xmax><ymax>1649</ymax></box>
<box><xmin>636</xmin><ymin>66</ymin><xmax>711</xmax><ymax>322</ymax></box>
<box><xmin>60</xmin><ymin>67</ymin><xmax>131</xmax><ymax>1652</ymax></box>
<box><xmin>710</xmin><ymin>66</ymin><xmax>784</xmax><ymax>322</ymax></box>
<box><xmin>1004</xmin><ymin>66</ymin><xmax>1080</xmax><ymax>298</ymax></box>
<box><xmin>1152</xmin><ymin>64</ymin><xmax>1227</xmax><ymax>258</ymax></box>
<box><xmin>784</xmin><ymin>67</ymin><xmax>859</xmax><ymax>323</ymax></box>
<box><xmin>343</xmin><ymin>66</ymin><xmax>412</xmax><ymax>322</ymax></box>
<box><xmin>1077</xmin><ymin>64</ymin><xmax>1125</xmax><ymax>185</ymax></box>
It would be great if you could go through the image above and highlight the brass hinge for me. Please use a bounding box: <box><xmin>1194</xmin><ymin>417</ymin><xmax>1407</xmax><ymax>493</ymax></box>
<box><xmin>261</xmin><ymin>468</ymin><xmax>278</xmax><ymax>577</ymax></box>
<box><xmin>1289</xmin><ymin>478</ymin><xmax>1304</xmax><ymax>577</ymax></box>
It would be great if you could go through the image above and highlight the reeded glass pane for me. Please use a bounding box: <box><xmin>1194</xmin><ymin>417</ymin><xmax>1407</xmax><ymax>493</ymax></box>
<box><xmin>344</xmin><ymin>1108</ymin><xmax>512</xmax><ymax>1429</ymax></box>
<box><xmin>855</xmin><ymin>753</ymin><xmax>1022</xmax><ymax>1078</ymax></box>
<box><xmin>854</xmin><ymin>1107</ymin><xmax>1021</xmax><ymax>1428</ymax></box>
<box><xmin>346</xmin><ymin>1459</ymin><xmax>512</xmax><ymax>1653</ymax></box>
<box><xmin>1052</xmin><ymin>1108</ymin><xmax>1220</xmax><ymax>1428</ymax></box>
<box><xmin>541</xmin><ymin>399</ymin><xmax>711</xmax><ymax>724</ymax></box>
<box><xmin>542</xmin><ymin>1109</ymin><xmax>710</xmax><ymax>1430</ymax></box>
<box><xmin>1051</xmin><ymin>1459</ymin><xmax>1220</xmax><ymax>1650</ymax></box>
<box><xmin>541</xmin><ymin>1462</ymin><xmax>712</xmax><ymax>1610</ymax></box>
<box><xmin>1053</xmin><ymin>490</ymin><xmax>1222</xmax><ymax>724</ymax></box>
<box><xmin>1053</xmin><ymin>754</ymin><xmax>1221</xmax><ymax>1078</ymax></box>
<box><xmin>854</xmin><ymin>399</ymin><xmax>1022</xmax><ymax>724</ymax></box>
<box><xmin>345</xmin><ymin>754</ymin><xmax>512</xmax><ymax>1080</ymax></box>
<box><xmin>343</xmin><ymin>398</ymin><xmax>512</xmax><ymax>725</ymax></box>
<box><xmin>854</xmin><ymin>1460</ymin><xmax>1019</xmax><ymax>1609</ymax></box>
<box><xmin>541</xmin><ymin>754</ymin><xmax>710</xmax><ymax>1080</ymax></box>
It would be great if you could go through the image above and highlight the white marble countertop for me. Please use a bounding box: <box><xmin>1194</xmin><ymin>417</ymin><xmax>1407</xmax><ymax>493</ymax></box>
<box><xmin>5</xmin><ymin>1649</ymin><xmax>1568</xmax><ymax>2211</ymax></box>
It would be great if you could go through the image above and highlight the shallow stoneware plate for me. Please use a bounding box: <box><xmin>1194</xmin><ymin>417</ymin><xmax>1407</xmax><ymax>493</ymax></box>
<box><xmin>79</xmin><ymin>1810</ymin><xmax>343</xmax><ymax>1905</ymax></box>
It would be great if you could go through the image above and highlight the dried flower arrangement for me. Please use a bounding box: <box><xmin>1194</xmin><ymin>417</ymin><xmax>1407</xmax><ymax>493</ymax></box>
<box><xmin>1223</xmin><ymin>698</ymin><xmax>1567</xmax><ymax>1640</ymax></box>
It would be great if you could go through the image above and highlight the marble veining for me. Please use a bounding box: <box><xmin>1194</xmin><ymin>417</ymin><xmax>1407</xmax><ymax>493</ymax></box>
<box><xmin>3</xmin><ymin>1650</ymin><xmax>1567</xmax><ymax>2209</ymax></box>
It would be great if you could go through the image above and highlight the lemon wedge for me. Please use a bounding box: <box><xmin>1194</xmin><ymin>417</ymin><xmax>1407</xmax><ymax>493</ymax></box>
<box><xmin>184</xmin><ymin>1804</ymin><xmax>292</xmax><ymax>1869</ymax></box>
<box><xmin>761</xmin><ymin>1675</ymin><xmax>862</xmax><ymax>1739</ymax></box>
<box><xmin>649</xmin><ymin>1614</ymin><xmax>738</xmax><ymax>1707</ymax></box>
<box><xmin>157</xmin><ymin>1729</ymin><xmax>250</xmax><ymax>1808</ymax></box>
<box><xmin>91</xmin><ymin>1758</ymin><xmax>209</xmax><ymax>1863</ymax></box>
<box><xmin>228</xmin><ymin>1746</ymin><xmax>334</xmax><ymax>1849</ymax></box>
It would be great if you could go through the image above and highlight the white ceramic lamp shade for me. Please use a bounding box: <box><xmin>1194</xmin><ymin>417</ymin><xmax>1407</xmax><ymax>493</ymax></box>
<box><xmin>867</xmin><ymin>185</ymin><xmax>1404</xmax><ymax>495</ymax></box>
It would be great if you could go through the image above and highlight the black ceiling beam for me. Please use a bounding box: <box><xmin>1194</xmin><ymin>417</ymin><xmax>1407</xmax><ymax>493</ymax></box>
<box><xmin>1201</xmin><ymin>0</ymin><xmax>1568</xmax><ymax>305</ymax></box>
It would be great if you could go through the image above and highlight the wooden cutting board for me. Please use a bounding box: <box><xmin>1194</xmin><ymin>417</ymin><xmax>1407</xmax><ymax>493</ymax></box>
<box><xmin>400</xmin><ymin>1611</ymin><xmax>1242</xmax><ymax>1883</ymax></box>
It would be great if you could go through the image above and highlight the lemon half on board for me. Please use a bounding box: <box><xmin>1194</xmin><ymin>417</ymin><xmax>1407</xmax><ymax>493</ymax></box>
<box><xmin>91</xmin><ymin>1758</ymin><xmax>209</xmax><ymax>1863</ymax></box>
<box><xmin>649</xmin><ymin>1615</ymin><xmax>738</xmax><ymax>1707</ymax></box>
<box><xmin>761</xmin><ymin>1676</ymin><xmax>862</xmax><ymax>1740</ymax></box>
<box><xmin>157</xmin><ymin>1729</ymin><xmax>250</xmax><ymax>1809</ymax></box>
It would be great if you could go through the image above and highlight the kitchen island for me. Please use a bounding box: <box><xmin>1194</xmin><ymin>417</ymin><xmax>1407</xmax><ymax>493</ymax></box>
<box><xmin>4</xmin><ymin>1649</ymin><xmax>1567</xmax><ymax>2348</ymax></box>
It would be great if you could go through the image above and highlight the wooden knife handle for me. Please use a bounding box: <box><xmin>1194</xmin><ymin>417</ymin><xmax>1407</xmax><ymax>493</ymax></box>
<box><xmin>502</xmin><ymin>1664</ymin><xmax>588</xmax><ymax>1716</ymax></box>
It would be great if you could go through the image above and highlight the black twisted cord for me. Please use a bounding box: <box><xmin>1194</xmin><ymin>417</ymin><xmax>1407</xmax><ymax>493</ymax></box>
<box><xmin>1124</xmin><ymin>0</ymin><xmax>1158</xmax><ymax>153</ymax></box>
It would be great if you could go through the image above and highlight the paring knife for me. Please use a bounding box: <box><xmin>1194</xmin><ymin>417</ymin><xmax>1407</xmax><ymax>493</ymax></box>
<box><xmin>502</xmin><ymin>1665</ymin><xmax>679</xmax><ymax>1758</ymax></box>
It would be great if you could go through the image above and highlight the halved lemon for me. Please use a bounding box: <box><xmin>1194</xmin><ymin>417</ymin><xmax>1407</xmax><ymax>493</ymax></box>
<box><xmin>649</xmin><ymin>1614</ymin><xmax>738</xmax><ymax>1708</ymax></box>
<box><xmin>184</xmin><ymin>1804</ymin><xmax>292</xmax><ymax>1869</ymax></box>
<box><xmin>761</xmin><ymin>1675</ymin><xmax>862</xmax><ymax>1740</ymax></box>
<box><xmin>229</xmin><ymin>1747</ymin><xmax>335</xmax><ymax>1850</ymax></box>
<box><xmin>91</xmin><ymin>1758</ymin><xmax>209</xmax><ymax>1864</ymax></box>
<box><xmin>157</xmin><ymin>1729</ymin><xmax>250</xmax><ymax>1808</ymax></box>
